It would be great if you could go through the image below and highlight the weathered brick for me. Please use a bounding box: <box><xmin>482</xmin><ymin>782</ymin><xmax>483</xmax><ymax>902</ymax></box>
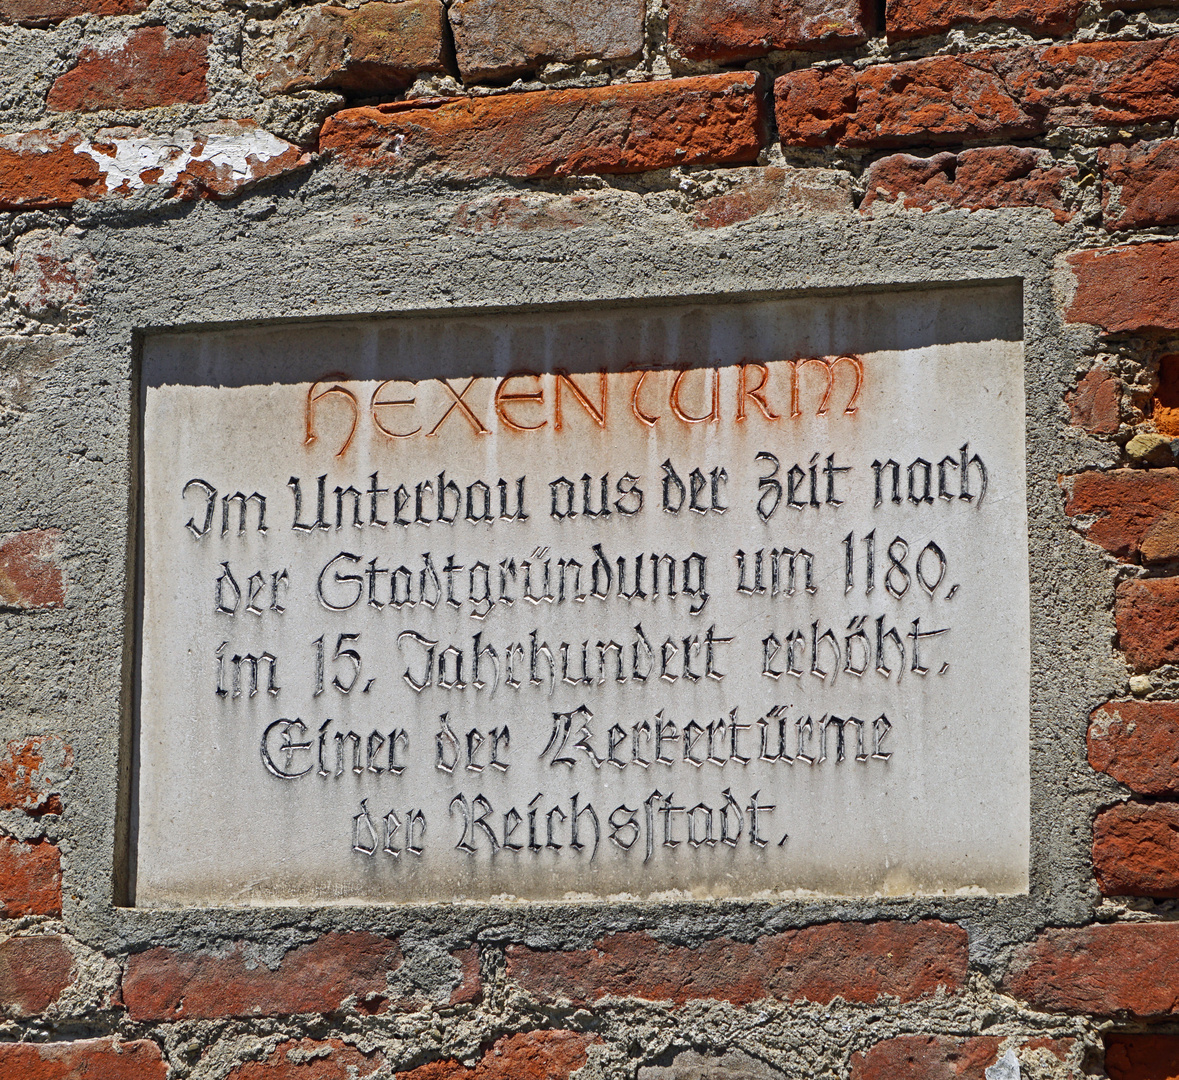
<box><xmin>0</xmin><ymin>125</ymin><xmax>311</xmax><ymax>211</ymax></box>
<box><xmin>1105</xmin><ymin>1035</ymin><xmax>1179</xmax><ymax>1080</ymax></box>
<box><xmin>246</xmin><ymin>1</ymin><xmax>449</xmax><ymax>95</ymax></box>
<box><xmin>396</xmin><ymin>1031</ymin><xmax>597</xmax><ymax>1080</ymax></box>
<box><xmin>776</xmin><ymin>40</ymin><xmax>1179</xmax><ymax>148</ymax></box>
<box><xmin>0</xmin><ymin>0</ymin><xmax>146</xmax><ymax>25</ymax></box>
<box><xmin>667</xmin><ymin>0</ymin><xmax>873</xmax><ymax>62</ymax></box>
<box><xmin>122</xmin><ymin>932</ymin><xmax>403</xmax><ymax>1020</ymax></box>
<box><xmin>1116</xmin><ymin>577</ymin><xmax>1179</xmax><ymax>671</ymax></box>
<box><xmin>506</xmin><ymin>921</ymin><xmax>968</xmax><ymax>1006</ymax></box>
<box><xmin>0</xmin><ymin>529</ymin><xmax>64</xmax><ymax>609</ymax></box>
<box><xmin>226</xmin><ymin>1039</ymin><xmax>383</xmax><ymax>1080</ymax></box>
<box><xmin>0</xmin><ymin>837</ymin><xmax>61</xmax><ymax>917</ymax></box>
<box><xmin>861</xmin><ymin>146</ymin><xmax>1072</xmax><ymax>221</ymax></box>
<box><xmin>1094</xmin><ymin>802</ymin><xmax>1179</xmax><ymax>897</ymax></box>
<box><xmin>851</xmin><ymin>1035</ymin><xmax>1073</xmax><ymax>1080</ymax></box>
<box><xmin>1004</xmin><ymin>923</ymin><xmax>1179</xmax><ymax>1016</ymax></box>
<box><xmin>451</xmin><ymin>0</ymin><xmax>643</xmax><ymax>83</ymax></box>
<box><xmin>0</xmin><ymin>736</ymin><xmax>70</xmax><ymax>816</ymax></box>
<box><xmin>321</xmin><ymin>73</ymin><xmax>765</xmax><ymax>179</ymax></box>
<box><xmin>1156</xmin><ymin>355</ymin><xmax>1179</xmax><ymax>437</ymax></box>
<box><xmin>1067</xmin><ymin>241</ymin><xmax>1179</xmax><ymax>334</ymax></box>
<box><xmin>47</xmin><ymin>27</ymin><xmax>209</xmax><ymax>112</ymax></box>
<box><xmin>1091</xmin><ymin>701</ymin><xmax>1179</xmax><ymax>795</ymax></box>
<box><xmin>886</xmin><ymin>0</ymin><xmax>1081</xmax><ymax>40</ymax></box>
<box><xmin>693</xmin><ymin>165</ymin><xmax>853</xmax><ymax>227</ymax></box>
<box><xmin>0</xmin><ymin>1039</ymin><xmax>166</xmax><ymax>1080</ymax></box>
<box><xmin>13</xmin><ymin>231</ymin><xmax>96</xmax><ymax>319</ymax></box>
<box><xmin>1066</xmin><ymin>364</ymin><xmax>1121</xmax><ymax>434</ymax></box>
<box><xmin>1063</xmin><ymin>469</ymin><xmax>1179</xmax><ymax>563</ymax></box>
<box><xmin>0</xmin><ymin>934</ymin><xmax>73</xmax><ymax>1016</ymax></box>
<box><xmin>1102</xmin><ymin>141</ymin><xmax>1179</xmax><ymax>231</ymax></box>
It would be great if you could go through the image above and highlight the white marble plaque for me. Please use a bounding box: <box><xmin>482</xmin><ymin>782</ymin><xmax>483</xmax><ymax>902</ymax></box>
<box><xmin>133</xmin><ymin>285</ymin><xmax>1029</xmax><ymax>906</ymax></box>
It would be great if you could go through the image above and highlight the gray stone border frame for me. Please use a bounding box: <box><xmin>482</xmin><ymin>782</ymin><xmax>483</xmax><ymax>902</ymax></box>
<box><xmin>16</xmin><ymin>180</ymin><xmax>1120</xmax><ymax>966</ymax></box>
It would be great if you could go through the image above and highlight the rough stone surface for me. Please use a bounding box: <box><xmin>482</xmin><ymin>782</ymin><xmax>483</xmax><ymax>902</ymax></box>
<box><xmin>0</xmin><ymin>837</ymin><xmax>61</xmax><ymax>917</ymax></box>
<box><xmin>394</xmin><ymin>1032</ymin><xmax>597</xmax><ymax>1079</ymax></box>
<box><xmin>1067</xmin><ymin>241</ymin><xmax>1179</xmax><ymax>334</ymax></box>
<box><xmin>450</xmin><ymin>0</ymin><xmax>643</xmax><ymax>82</ymax></box>
<box><xmin>860</xmin><ymin>146</ymin><xmax>1072</xmax><ymax>221</ymax></box>
<box><xmin>1094</xmin><ymin>801</ymin><xmax>1179</xmax><ymax>897</ymax></box>
<box><xmin>775</xmin><ymin>40</ymin><xmax>1179</xmax><ymax>148</ymax></box>
<box><xmin>506</xmin><ymin>922</ymin><xmax>969</xmax><ymax>1005</ymax></box>
<box><xmin>13</xmin><ymin>231</ymin><xmax>96</xmax><ymax>318</ymax></box>
<box><xmin>885</xmin><ymin>0</ymin><xmax>1082</xmax><ymax>39</ymax></box>
<box><xmin>1004</xmin><ymin>923</ymin><xmax>1179</xmax><ymax>1016</ymax></box>
<box><xmin>1116</xmin><ymin>577</ymin><xmax>1179</xmax><ymax>670</ymax></box>
<box><xmin>225</xmin><ymin>1040</ymin><xmax>384</xmax><ymax>1080</ymax></box>
<box><xmin>1066</xmin><ymin>364</ymin><xmax>1121</xmax><ymax>434</ymax></box>
<box><xmin>1102</xmin><ymin>140</ymin><xmax>1179</xmax><ymax>231</ymax></box>
<box><xmin>123</xmin><ymin>933</ymin><xmax>405</xmax><ymax>1019</ymax></box>
<box><xmin>46</xmin><ymin>27</ymin><xmax>210</xmax><ymax>112</ymax></box>
<box><xmin>1064</xmin><ymin>469</ymin><xmax>1179</xmax><ymax>563</ymax></box>
<box><xmin>320</xmin><ymin>73</ymin><xmax>765</xmax><ymax>178</ymax></box>
<box><xmin>245</xmin><ymin>1</ymin><xmax>449</xmax><ymax>95</ymax></box>
<box><xmin>0</xmin><ymin>0</ymin><xmax>146</xmax><ymax>25</ymax></box>
<box><xmin>1105</xmin><ymin>1035</ymin><xmax>1179</xmax><ymax>1080</ymax></box>
<box><xmin>667</xmin><ymin>0</ymin><xmax>873</xmax><ymax>62</ymax></box>
<box><xmin>638</xmin><ymin>1049</ymin><xmax>788</xmax><ymax>1079</ymax></box>
<box><xmin>0</xmin><ymin>1039</ymin><xmax>167</xmax><ymax>1080</ymax></box>
<box><xmin>1090</xmin><ymin>700</ymin><xmax>1179</xmax><ymax>794</ymax></box>
<box><xmin>0</xmin><ymin>934</ymin><xmax>74</xmax><ymax>1017</ymax></box>
<box><xmin>0</xmin><ymin>529</ymin><xmax>64</xmax><ymax>609</ymax></box>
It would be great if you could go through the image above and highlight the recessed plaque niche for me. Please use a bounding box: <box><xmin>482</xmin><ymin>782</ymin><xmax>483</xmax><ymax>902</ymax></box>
<box><xmin>132</xmin><ymin>284</ymin><xmax>1029</xmax><ymax>906</ymax></box>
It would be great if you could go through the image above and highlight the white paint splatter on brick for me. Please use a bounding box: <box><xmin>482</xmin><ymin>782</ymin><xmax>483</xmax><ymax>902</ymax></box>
<box><xmin>73</xmin><ymin>126</ymin><xmax>300</xmax><ymax>193</ymax></box>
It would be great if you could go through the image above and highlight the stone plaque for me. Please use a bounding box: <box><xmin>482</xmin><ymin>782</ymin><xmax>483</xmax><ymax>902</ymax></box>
<box><xmin>133</xmin><ymin>284</ymin><xmax>1029</xmax><ymax>906</ymax></box>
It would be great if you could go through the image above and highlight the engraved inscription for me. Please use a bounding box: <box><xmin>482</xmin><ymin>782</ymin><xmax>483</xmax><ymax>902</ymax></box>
<box><xmin>134</xmin><ymin>288</ymin><xmax>1030</xmax><ymax>905</ymax></box>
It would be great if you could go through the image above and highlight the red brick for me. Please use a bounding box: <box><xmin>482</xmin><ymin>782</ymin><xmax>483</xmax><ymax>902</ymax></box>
<box><xmin>247</xmin><ymin>1</ymin><xmax>449</xmax><ymax>95</ymax></box>
<box><xmin>851</xmin><ymin>1036</ymin><xmax>1072</xmax><ymax>1080</ymax></box>
<box><xmin>0</xmin><ymin>736</ymin><xmax>71</xmax><ymax>815</ymax></box>
<box><xmin>123</xmin><ymin>932</ymin><xmax>403</xmax><ymax>1020</ymax></box>
<box><xmin>667</xmin><ymin>0</ymin><xmax>873</xmax><ymax>62</ymax></box>
<box><xmin>506</xmin><ymin>921</ymin><xmax>968</xmax><ymax>1006</ymax></box>
<box><xmin>776</xmin><ymin>40</ymin><xmax>1179</xmax><ymax>149</ymax></box>
<box><xmin>0</xmin><ymin>934</ymin><xmax>73</xmax><ymax>1016</ymax></box>
<box><xmin>0</xmin><ymin>837</ymin><xmax>61</xmax><ymax>917</ymax></box>
<box><xmin>1094</xmin><ymin>802</ymin><xmax>1179</xmax><ymax>897</ymax></box>
<box><xmin>1102</xmin><ymin>141</ymin><xmax>1179</xmax><ymax>231</ymax></box>
<box><xmin>1116</xmin><ymin>577</ymin><xmax>1179</xmax><ymax>671</ymax></box>
<box><xmin>1106</xmin><ymin>1035</ymin><xmax>1179</xmax><ymax>1080</ymax></box>
<box><xmin>448</xmin><ymin>946</ymin><xmax>482</xmax><ymax>1005</ymax></box>
<box><xmin>1004</xmin><ymin>923</ymin><xmax>1179</xmax><ymax>1016</ymax></box>
<box><xmin>0</xmin><ymin>125</ymin><xmax>311</xmax><ymax>211</ymax></box>
<box><xmin>226</xmin><ymin>1040</ymin><xmax>383</xmax><ymax>1080</ymax></box>
<box><xmin>47</xmin><ymin>27</ymin><xmax>209</xmax><ymax>112</ymax></box>
<box><xmin>1067</xmin><ymin>241</ymin><xmax>1179</xmax><ymax>334</ymax></box>
<box><xmin>0</xmin><ymin>529</ymin><xmax>64</xmax><ymax>609</ymax></box>
<box><xmin>1066</xmin><ymin>364</ymin><xmax>1122</xmax><ymax>434</ymax></box>
<box><xmin>320</xmin><ymin>73</ymin><xmax>765</xmax><ymax>179</ymax></box>
<box><xmin>886</xmin><ymin>0</ymin><xmax>1081</xmax><ymax>40</ymax></box>
<box><xmin>0</xmin><ymin>1039</ymin><xmax>166</xmax><ymax>1080</ymax></box>
<box><xmin>861</xmin><ymin>146</ymin><xmax>1072</xmax><ymax>221</ymax></box>
<box><xmin>1090</xmin><ymin>701</ymin><xmax>1179</xmax><ymax>795</ymax></box>
<box><xmin>396</xmin><ymin>1031</ymin><xmax>597</xmax><ymax>1080</ymax></box>
<box><xmin>0</xmin><ymin>0</ymin><xmax>147</xmax><ymax>25</ymax></box>
<box><xmin>451</xmin><ymin>0</ymin><xmax>643</xmax><ymax>82</ymax></box>
<box><xmin>693</xmin><ymin>165</ymin><xmax>853</xmax><ymax>227</ymax></box>
<box><xmin>1063</xmin><ymin>469</ymin><xmax>1179</xmax><ymax>563</ymax></box>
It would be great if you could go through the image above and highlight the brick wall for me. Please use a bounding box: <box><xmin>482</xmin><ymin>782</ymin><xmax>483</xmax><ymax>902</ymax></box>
<box><xmin>5</xmin><ymin>0</ymin><xmax>1179</xmax><ymax>1074</ymax></box>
